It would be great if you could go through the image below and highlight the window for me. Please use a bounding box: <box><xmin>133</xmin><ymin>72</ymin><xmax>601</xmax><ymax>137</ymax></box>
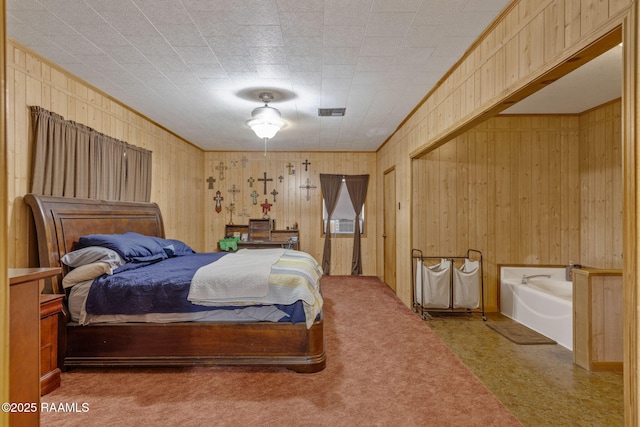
<box><xmin>322</xmin><ymin>180</ymin><xmax>364</xmax><ymax>235</ymax></box>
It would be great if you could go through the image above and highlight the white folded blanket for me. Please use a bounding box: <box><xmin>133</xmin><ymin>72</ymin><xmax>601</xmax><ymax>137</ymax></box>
<box><xmin>188</xmin><ymin>248</ymin><xmax>285</xmax><ymax>300</ymax></box>
<box><xmin>188</xmin><ymin>248</ymin><xmax>323</xmax><ymax>328</ymax></box>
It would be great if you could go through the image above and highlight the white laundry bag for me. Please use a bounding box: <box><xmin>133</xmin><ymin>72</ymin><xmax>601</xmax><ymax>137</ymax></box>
<box><xmin>422</xmin><ymin>259</ymin><xmax>452</xmax><ymax>309</ymax></box>
<box><xmin>453</xmin><ymin>259</ymin><xmax>480</xmax><ymax>309</ymax></box>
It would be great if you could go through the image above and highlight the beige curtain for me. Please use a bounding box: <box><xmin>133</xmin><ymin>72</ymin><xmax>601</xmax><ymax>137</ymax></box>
<box><xmin>31</xmin><ymin>107</ymin><xmax>92</xmax><ymax>197</ymax></box>
<box><xmin>123</xmin><ymin>144</ymin><xmax>152</xmax><ymax>202</ymax></box>
<box><xmin>30</xmin><ymin>106</ymin><xmax>152</xmax><ymax>202</ymax></box>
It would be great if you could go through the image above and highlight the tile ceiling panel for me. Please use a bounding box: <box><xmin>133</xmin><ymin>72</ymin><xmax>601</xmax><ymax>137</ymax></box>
<box><xmin>7</xmin><ymin>0</ymin><xmax>516</xmax><ymax>152</ymax></box>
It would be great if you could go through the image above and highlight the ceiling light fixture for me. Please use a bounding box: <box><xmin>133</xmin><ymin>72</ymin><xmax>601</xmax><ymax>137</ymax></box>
<box><xmin>247</xmin><ymin>92</ymin><xmax>284</xmax><ymax>155</ymax></box>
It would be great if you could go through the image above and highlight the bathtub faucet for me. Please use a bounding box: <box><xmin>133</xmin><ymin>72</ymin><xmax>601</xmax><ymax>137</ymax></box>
<box><xmin>521</xmin><ymin>274</ymin><xmax>551</xmax><ymax>284</ymax></box>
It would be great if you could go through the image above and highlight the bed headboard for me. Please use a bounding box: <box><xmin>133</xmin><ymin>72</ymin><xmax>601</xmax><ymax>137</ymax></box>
<box><xmin>24</xmin><ymin>193</ymin><xmax>165</xmax><ymax>292</ymax></box>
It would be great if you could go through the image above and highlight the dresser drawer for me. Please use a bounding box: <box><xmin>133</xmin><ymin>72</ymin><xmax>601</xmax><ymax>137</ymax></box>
<box><xmin>40</xmin><ymin>294</ymin><xmax>64</xmax><ymax>396</ymax></box>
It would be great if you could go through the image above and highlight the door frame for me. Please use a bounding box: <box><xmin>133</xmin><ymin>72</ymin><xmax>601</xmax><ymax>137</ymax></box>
<box><xmin>383</xmin><ymin>167</ymin><xmax>397</xmax><ymax>292</ymax></box>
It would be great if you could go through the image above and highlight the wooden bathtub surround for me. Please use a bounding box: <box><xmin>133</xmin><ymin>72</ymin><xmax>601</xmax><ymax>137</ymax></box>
<box><xmin>573</xmin><ymin>267</ymin><xmax>623</xmax><ymax>372</ymax></box>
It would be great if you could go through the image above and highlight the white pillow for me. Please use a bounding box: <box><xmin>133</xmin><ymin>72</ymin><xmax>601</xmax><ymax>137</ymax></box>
<box><xmin>62</xmin><ymin>262</ymin><xmax>112</xmax><ymax>289</ymax></box>
<box><xmin>61</xmin><ymin>246</ymin><xmax>125</xmax><ymax>268</ymax></box>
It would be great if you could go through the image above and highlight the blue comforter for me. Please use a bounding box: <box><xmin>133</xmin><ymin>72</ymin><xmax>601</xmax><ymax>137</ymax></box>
<box><xmin>85</xmin><ymin>252</ymin><xmax>306</xmax><ymax>323</ymax></box>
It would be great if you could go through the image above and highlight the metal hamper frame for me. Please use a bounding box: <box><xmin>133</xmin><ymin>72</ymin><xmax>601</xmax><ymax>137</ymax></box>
<box><xmin>411</xmin><ymin>248</ymin><xmax>486</xmax><ymax>321</ymax></box>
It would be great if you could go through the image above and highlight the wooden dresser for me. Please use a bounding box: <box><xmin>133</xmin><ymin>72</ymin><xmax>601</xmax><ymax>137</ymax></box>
<box><xmin>9</xmin><ymin>268</ymin><xmax>61</xmax><ymax>427</ymax></box>
<box><xmin>40</xmin><ymin>294</ymin><xmax>65</xmax><ymax>395</ymax></box>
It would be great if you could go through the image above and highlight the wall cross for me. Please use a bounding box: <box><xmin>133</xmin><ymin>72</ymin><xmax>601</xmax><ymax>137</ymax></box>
<box><xmin>261</xmin><ymin>199</ymin><xmax>272</xmax><ymax>218</ymax></box>
<box><xmin>286</xmin><ymin>162</ymin><xmax>295</xmax><ymax>175</ymax></box>
<box><xmin>258</xmin><ymin>171</ymin><xmax>273</xmax><ymax>195</ymax></box>
<box><xmin>238</xmin><ymin>207</ymin><xmax>250</xmax><ymax>224</ymax></box>
<box><xmin>271</xmin><ymin>188</ymin><xmax>279</xmax><ymax>202</ymax></box>
<box><xmin>228</xmin><ymin>184</ymin><xmax>241</xmax><ymax>202</ymax></box>
<box><xmin>299</xmin><ymin>178</ymin><xmax>317</xmax><ymax>201</ymax></box>
<box><xmin>216</xmin><ymin>161</ymin><xmax>228</xmax><ymax>180</ymax></box>
<box><xmin>251</xmin><ymin>190</ymin><xmax>259</xmax><ymax>205</ymax></box>
<box><xmin>241</xmin><ymin>156</ymin><xmax>248</xmax><ymax>168</ymax></box>
<box><xmin>225</xmin><ymin>203</ymin><xmax>236</xmax><ymax>225</ymax></box>
<box><xmin>206</xmin><ymin>176</ymin><xmax>216</xmax><ymax>189</ymax></box>
<box><xmin>214</xmin><ymin>190</ymin><xmax>224</xmax><ymax>213</ymax></box>
<box><xmin>247</xmin><ymin>176</ymin><xmax>255</xmax><ymax>187</ymax></box>
<box><xmin>302</xmin><ymin>159</ymin><xmax>311</xmax><ymax>171</ymax></box>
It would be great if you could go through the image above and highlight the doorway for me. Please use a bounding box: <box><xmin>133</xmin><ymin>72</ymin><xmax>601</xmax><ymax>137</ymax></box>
<box><xmin>383</xmin><ymin>168</ymin><xmax>396</xmax><ymax>292</ymax></box>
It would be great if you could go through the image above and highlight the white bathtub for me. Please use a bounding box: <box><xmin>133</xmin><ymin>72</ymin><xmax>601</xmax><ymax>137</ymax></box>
<box><xmin>500</xmin><ymin>266</ymin><xmax>573</xmax><ymax>350</ymax></box>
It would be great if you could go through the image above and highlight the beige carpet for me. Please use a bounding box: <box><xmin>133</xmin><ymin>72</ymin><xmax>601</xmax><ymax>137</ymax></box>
<box><xmin>41</xmin><ymin>276</ymin><xmax>522</xmax><ymax>427</ymax></box>
<box><xmin>486</xmin><ymin>321</ymin><xmax>557</xmax><ymax>345</ymax></box>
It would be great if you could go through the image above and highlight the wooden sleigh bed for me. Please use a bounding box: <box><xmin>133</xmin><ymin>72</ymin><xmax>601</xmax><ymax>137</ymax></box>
<box><xmin>24</xmin><ymin>193</ymin><xmax>326</xmax><ymax>373</ymax></box>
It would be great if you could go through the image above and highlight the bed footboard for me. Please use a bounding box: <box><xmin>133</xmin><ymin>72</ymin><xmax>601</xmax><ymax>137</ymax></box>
<box><xmin>64</xmin><ymin>319</ymin><xmax>326</xmax><ymax>373</ymax></box>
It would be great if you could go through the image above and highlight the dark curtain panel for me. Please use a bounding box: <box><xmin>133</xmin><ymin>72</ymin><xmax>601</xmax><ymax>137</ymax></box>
<box><xmin>123</xmin><ymin>145</ymin><xmax>153</xmax><ymax>202</ymax></box>
<box><xmin>72</xmin><ymin>122</ymin><xmax>93</xmax><ymax>198</ymax></box>
<box><xmin>345</xmin><ymin>175</ymin><xmax>369</xmax><ymax>275</ymax></box>
<box><xmin>31</xmin><ymin>106</ymin><xmax>93</xmax><ymax>198</ymax></box>
<box><xmin>30</xmin><ymin>106</ymin><xmax>152</xmax><ymax>202</ymax></box>
<box><xmin>320</xmin><ymin>174</ymin><xmax>343</xmax><ymax>275</ymax></box>
<box><xmin>91</xmin><ymin>132</ymin><xmax>125</xmax><ymax>201</ymax></box>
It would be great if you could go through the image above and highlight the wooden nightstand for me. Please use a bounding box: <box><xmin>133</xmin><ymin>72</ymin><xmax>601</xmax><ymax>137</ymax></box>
<box><xmin>9</xmin><ymin>267</ymin><xmax>61</xmax><ymax>427</ymax></box>
<box><xmin>40</xmin><ymin>294</ymin><xmax>65</xmax><ymax>395</ymax></box>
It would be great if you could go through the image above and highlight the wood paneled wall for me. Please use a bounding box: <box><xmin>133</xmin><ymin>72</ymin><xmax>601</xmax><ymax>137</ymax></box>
<box><xmin>0</xmin><ymin>1</ymin><xmax>10</xmax><ymax>422</ymax></box>
<box><xmin>6</xmin><ymin>39</ymin><xmax>378</xmax><ymax>276</ymax></box>
<box><xmin>412</xmin><ymin>101</ymin><xmax>622</xmax><ymax>311</ymax></box>
<box><xmin>204</xmin><ymin>151</ymin><xmax>377</xmax><ymax>276</ymax></box>
<box><xmin>7</xmin><ymin>40</ymin><xmax>206</xmax><ymax>266</ymax></box>
<box><xmin>377</xmin><ymin>0</ymin><xmax>630</xmax><ymax>308</ymax></box>
<box><xmin>412</xmin><ymin>115</ymin><xmax>581</xmax><ymax>311</ymax></box>
<box><xmin>376</xmin><ymin>0</ymin><xmax>636</xmax><ymax>422</ymax></box>
<box><xmin>580</xmin><ymin>100</ymin><xmax>623</xmax><ymax>269</ymax></box>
